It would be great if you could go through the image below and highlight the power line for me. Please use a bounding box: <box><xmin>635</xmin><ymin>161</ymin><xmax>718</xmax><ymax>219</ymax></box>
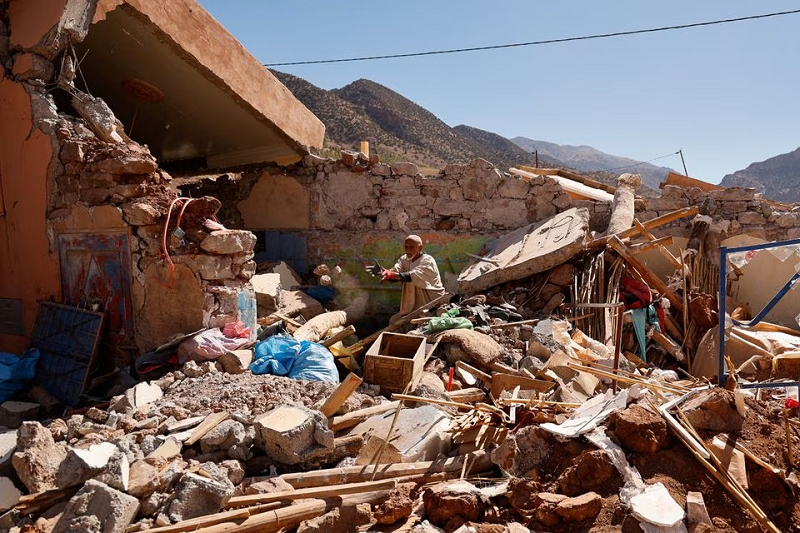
<box><xmin>598</xmin><ymin>151</ymin><xmax>681</xmax><ymax>173</ymax></box>
<box><xmin>264</xmin><ymin>9</ymin><xmax>800</xmax><ymax>66</ymax></box>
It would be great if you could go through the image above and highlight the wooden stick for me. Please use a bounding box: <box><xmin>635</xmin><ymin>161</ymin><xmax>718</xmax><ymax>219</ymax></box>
<box><xmin>651</xmin><ymin>329</ymin><xmax>685</xmax><ymax>362</ymax></box>
<box><xmin>320</xmin><ymin>325</ymin><xmax>356</xmax><ymax>347</ymax></box>
<box><xmin>278</xmin><ymin>451</ymin><xmax>490</xmax><ymax>489</ymax></box>
<box><xmin>785</xmin><ymin>409</ymin><xmax>794</xmax><ymax>466</ymax></box>
<box><xmin>329</xmin><ymin>401</ymin><xmax>400</xmax><ymax>432</ymax></box>
<box><xmin>455</xmin><ymin>361</ymin><xmax>492</xmax><ymax>384</ymax></box>
<box><xmin>142</xmin><ymin>504</ymin><xmax>280</xmax><ymax>533</ymax></box>
<box><xmin>630</xmin><ymin>235</ymin><xmax>674</xmax><ymax>253</ymax></box>
<box><xmin>225</xmin><ymin>479</ymin><xmax>398</xmax><ymax>508</ymax></box>
<box><xmin>633</xmin><ymin>219</ymin><xmax>682</xmax><ymax>269</ymax></box>
<box><xmin>716</xmin><ymin>435</ymin><xmax>783</xmax><ymax>475</ymax></box>
<box><xmin>489</xmin><ymin>318</ymin><xmax>540</xmax><ymax>329</ymax></box>
<box><xmin>589</xmin><ymin>206</ymin><xmax>700</xmax><ymax>248</ymax></box>
<box><xmin>319</xmin><ymin>373</ymin><xmax>363</xmax><ymax>418</ymax></box>
<box><xmin>273</xmin><ymin>313</ymin><xmax>302</xmax><ymax>328</ymax></box>
<box><xmin>391</xmin><ymin>393</ymin><xmax>479</xmax><ymax>412</ymax></box>
<box><xmin>445</xmin><ymin>387</ymin><xmax>486</xmax><ymax>404</ymax></box>
<box><xmin>608</xmin><ymin>236</ymin><xmax>684</xmax><ymax>314</ymax></box>
<box><xmin>185</xmin><ymin>411</ymin><xmax>230</xmax><ymax>446</ymax></box>
<box><xmin>566</xmin><ymin>362</ymin><xmax>687</xmax><ymax>394</ymax></box>
<box><xmin>498</xmin><ymin>398</ymin><xmax>581</xmax><ymax>408</ymax></box>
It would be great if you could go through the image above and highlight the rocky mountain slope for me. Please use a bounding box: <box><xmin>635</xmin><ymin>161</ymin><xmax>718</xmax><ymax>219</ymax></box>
<box><xmin>720</xmin><ymin>147</ymin><xmax>800</xmax><ymax>203</ymax></box>
<box><xmin>511</xmin><ymin>137</ymin><xmax>673</xmax><ymax>191</ymax></box>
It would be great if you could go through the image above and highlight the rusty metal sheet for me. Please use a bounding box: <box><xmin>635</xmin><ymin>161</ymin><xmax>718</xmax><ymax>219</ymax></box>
<box><xmin>58</xmin><ymin>231</ymin><xmax>135</xmax><ymax>368</ymax></box>
<box><xmin>457</xmin><ymin>207</ymin><xmax>590</xmax><ymax>294</ymax></box>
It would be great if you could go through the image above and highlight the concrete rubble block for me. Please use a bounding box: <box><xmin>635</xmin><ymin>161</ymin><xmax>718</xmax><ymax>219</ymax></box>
<box><xmin>122</xmin><ymin>201</ymin><xmax>160</xmax><ymax>225</ymax></box>
<box><xmin>244</xmin><ymin>476</ymin><xmax>295</xmax><ymax>495</ymax></box>
<box><xmin>200</xmin><ymin>230</ymin><xmax>257</xmax><ymax>255</ymax></box>
<box><xmin>353</xmin><ymin>405</ymin><xmax>451</xmax><ymax>465</ymax></box>
<box><xmin>172</xmin><ymin>253</ymin><xmax>234</xmax><ymax>281</ymax></box>
<box><xmin>555</xmin><ymin>491</ymin><xmax>603</xmax><ymax>522</ymax></box>
<box><xmin>534</xmin><ymin>492</ymin><xmax>568</xmax><ymax>527</ymax></box>
<box><xmin>219</xmin><ymin>349</ymin><xmax>254</xmax><ymax>375</ymax></box>
<box><xmin>94</xmin><ymin>448</ymin><xmax>131</xmax><ymax>492</ymax></box>
<box><xmin>507</xmin><ymin>478</ymin><xmax>543</xmax><ymax>518</ymax></box>
<box><xmin>608</xmin><ymin>404</ymin><xmax>670</xmax><ymax>453</ymax></box>
<box><xmin>110</xmin><ymin>382</ymin><xmax>164</xmax><ymax>412</ymax></box>
<box><xmin>423</xmin><ymin>480</ymin><xmax>483</xmax><ymax>529</ymax></box>
<box><xmin>12</xmin><ymin>421</ymin><xmax>69</xmax><ymax>493</ymax></box>
<box><xmin>374</xmin><ymin>482</ymin><xmax>416</xmax><ymax>525</ymax></box>
<box><xmin>279</xmin><ymin>289</ymin><xmax>324</xmax><ymax>320</ymax></box>
<box><xmin>96</xmin><ymin>151</ymin><xmax>157</xmax><ymax>175</ymax></box>
<box><xmin>56</xmin><ymin>441</ymin><xmax>118</xmax><ymax>489</ymax></box>
<box><xmin>251</xmin><ymin>273</ymin><xmax>282</xmax><ymax>311</ymax></box>
<box><xmin>491</xmin><ymin>426</ymin><xmax>551</xmax><ymax>477</ymax></box>
<box><xmin>254</xmin><ymin>404</ymin><xmax>333</xmax><ymax>464</ymax></box>
<box><xmin>557</xmin><ymin>449</ymin><xmax>618</xmax><ymax>496</ymax></box>
<box><xmin>218</xmin><ymin>459</ymin><xmax>245</xmax><ymax>485</ymax></box>
<box><xmin>0</xmin><ymin>401</ymin><xmax>40</xmax><ymax>428</ymax></box>
<box><xmin>52</xmin><ymin>480</ymin><xmax>139</xmax><ymax>533</ymax></box>
<box><xmin>0</xmin><ymin>429</ymin><xmax>18</xmax><ymax>475</ymax></box>
<box><xmin>0</xmin><ymin>476</ymin><xmax>21</xmax><ymax>511</ymax></box>
<box><xmin>439</xmin><ymin>329</ymin><xmax>504</xmax><ymax>369</ymax></box>
<box><xmin>681</xmin><ymin>388</ymin><xmax>744</xmax><ymax>432</ymax></box>
<box><xmin>166</xmin><ymin>415</ymin><xmax>205</xmax><ymax>434</ymax></box>
<box><xmin>164</xmin><ymin>469</ymin><xmax>235</xmax><ymax>522</ymax></box>
<box><xmin>200</xmin><ymin>419</ymin><xmax>246</xmax><ymax>454</ymax></box>
<box><xmin>297</xmin><ymin>504</ymin><xmax>372</xmax><ymax>533</ymax></box>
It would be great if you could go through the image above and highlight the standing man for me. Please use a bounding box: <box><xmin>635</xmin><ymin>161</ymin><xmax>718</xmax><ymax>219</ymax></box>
<box><xmin>379</xmin><ymin>235</ymin><xmax>445</xmax><ymax>323</ymax></box>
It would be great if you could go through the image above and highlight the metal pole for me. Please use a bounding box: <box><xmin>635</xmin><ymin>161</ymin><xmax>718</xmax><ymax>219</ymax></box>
<box><xmin>679</xmin><ymin>149</ymin><xmax>689</xmax><ymax>177</ymax></box>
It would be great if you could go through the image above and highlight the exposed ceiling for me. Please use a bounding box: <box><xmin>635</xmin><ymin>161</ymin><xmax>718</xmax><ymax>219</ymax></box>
<box><xmin>75</xmin><ymin>5</ymin><xmax>311</xmax><ymax>170</ymax></box>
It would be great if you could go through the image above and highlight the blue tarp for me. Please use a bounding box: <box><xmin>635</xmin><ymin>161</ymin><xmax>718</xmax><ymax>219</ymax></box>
<box><xmin>0</xmin><ymin>349</ymin><xmax>40</xmax><ymax>403</ymax></box>
<box><xmin>250</xmin><ymin>335</ymin><xmax>338</xmax><ymax>382</ymax></box>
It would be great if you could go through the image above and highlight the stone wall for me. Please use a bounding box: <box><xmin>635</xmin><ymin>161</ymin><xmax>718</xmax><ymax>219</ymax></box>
<box><xmin>0</xmin><ymin>7</ymin><xmax>256</xmax><ymax>357</ymax></box>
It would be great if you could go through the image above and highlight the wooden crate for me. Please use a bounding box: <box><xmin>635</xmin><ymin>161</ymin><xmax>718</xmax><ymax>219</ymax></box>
<box><xmin>364</xmin><ymin>332</ymin><xmax>426</xmax><ymax>395</ymax></box>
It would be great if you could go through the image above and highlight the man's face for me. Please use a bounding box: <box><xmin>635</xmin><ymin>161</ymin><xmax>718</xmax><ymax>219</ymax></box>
<box><xmin>404</xmin><ymin>240</ymin><xmax>423</xmax><ymax>259</ymax></box>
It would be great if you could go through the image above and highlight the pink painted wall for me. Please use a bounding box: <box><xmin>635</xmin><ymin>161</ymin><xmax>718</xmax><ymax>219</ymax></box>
<box><xmin>0</xmin><ymin>79</ymin><xmax>61</xmax><ymax>354</ymax></box>
<box><xmin>8</xmin><ymin>0</ymin><xmax>67</xmax><ymax>50</ymax></box>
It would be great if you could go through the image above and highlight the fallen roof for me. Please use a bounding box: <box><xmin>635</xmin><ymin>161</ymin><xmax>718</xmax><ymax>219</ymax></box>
<box><xmin>79</xmin><ymin>0</ymin><xmax>325</xmax><ymax>169</ymax></box>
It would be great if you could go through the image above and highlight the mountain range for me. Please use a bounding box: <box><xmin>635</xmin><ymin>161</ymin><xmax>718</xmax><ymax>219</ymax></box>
<box><xmin>720</xmin><ymin>147</ymin><xmax>800</xmax><ymax>203</ymax></box>
<box><xmin>274</xmin><ymin>70</ymin><xmax>798</xmax><ymax>202</ymax></box>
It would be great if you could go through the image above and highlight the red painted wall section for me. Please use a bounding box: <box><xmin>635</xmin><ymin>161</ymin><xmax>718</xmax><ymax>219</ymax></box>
<box><xmin>0</xmin><ymin>79</ymin><xmax>61</xmax><ymax>354</ymax></box>
<box><xmin>8</xmin><ymin>0</ymin><xmax>67</xmax><ymax>50</ymax></box>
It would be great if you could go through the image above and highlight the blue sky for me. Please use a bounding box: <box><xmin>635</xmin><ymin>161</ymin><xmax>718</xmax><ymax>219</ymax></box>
<box><xmin>198</xmin><ymin>1</ymin><xmax>800</xmax><ymax>184</ymax></box>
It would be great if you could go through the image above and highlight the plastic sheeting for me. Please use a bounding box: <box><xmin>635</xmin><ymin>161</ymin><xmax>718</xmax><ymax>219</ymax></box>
<box><xmin>250</xmin><ymin>334</ymin><xmax>338</xmax><ymax>382</ymax></box>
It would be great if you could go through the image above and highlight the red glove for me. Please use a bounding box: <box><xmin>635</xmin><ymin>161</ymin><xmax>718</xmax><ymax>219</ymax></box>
<box><xmin>380</xmin><ymin>269</ymin><xmax>400</xmax><ymax>282</ymax></box>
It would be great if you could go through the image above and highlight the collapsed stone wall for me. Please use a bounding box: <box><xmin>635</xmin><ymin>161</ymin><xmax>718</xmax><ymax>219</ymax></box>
<box><xmin>1</xmin><ymin>7</ymin><xmax>256</xmax><ymax>357</ymax></box>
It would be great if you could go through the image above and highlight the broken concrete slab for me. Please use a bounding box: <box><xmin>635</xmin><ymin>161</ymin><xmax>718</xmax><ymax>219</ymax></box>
<box><xmin>110</xmin><ymin>381</ymin><xmax>164</xmax><ymax>412</ymax></box>
<box><xmin>254</xmin><ymin>405</ymin><xmax>333</xmax><ymax>464</ymax></box>
<box><xmin>352</xmin><ymin>405</ymin><xmax>451</xmax><ymax>465</ymax></box>
<box><xmin>52</xmin><ymin>479</ymin><xmax>139</xmax><ymax>533</ymax></box>
<box><xmin>200</xmin><ymin>229</ymin><xmax>257</xmax><ymax>255</ymax></box>
<box><xmin>0</xmin><ymin>476</ymin><xmax>21</xmax><ymax>512</ymax></box>
<box><xmin>251</xmin><ymin>273</ymin><xmax>282</xmax><ymax>311</ymax></box>
<box><xmin>458</xmin><ymin>207</ymin><xmax>590</xmax><ymax>293</ymax></box>
<box><xmin>165</xmin><ymin>415</ymin><xmax>206</xmax><ymax>434</ymax></box>
<box><xmin>200</xmin><ymin>419</ymin><xmax>246</xmax><ymax>455</ymax></box>
<box><xmin>273</xmin><ymin>261</ymin><xmax>302</xmax><ymax>289</ymax></box>
<box><xmin>12</xmin><ymin>421</ymin><xmax>69</xmax><ymax>493</ymax></box>
<box><xmin>0</xmin><ymin>401</ymin><xmax>40</xmax><ymax>428</ymax></box>
<box><xmin>219</xmin><ymin>349</ymin><xmax>254</xmax><ymax>375</ymax></box>
<box><xmin>682</xmin><ymin>388</ymin><xmax>744</xmax><ymax>432</ymax></box>
<box><xmin>164</xmin><ymin>470</ymin><xmax>235</xmax><ymax>522</ymax></box>
<box><xmin>56</xmin><ymin>441</ymin><xmax>118</xmax><ymax>489</ymax></box>
<box><xmin>279</xmin><ymin>289</ymin><xmax>324</xmax><ymax>320</ymax></box>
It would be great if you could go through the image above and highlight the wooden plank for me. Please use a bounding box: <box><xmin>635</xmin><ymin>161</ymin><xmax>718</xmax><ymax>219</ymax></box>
<box><xmin>225</xmin><ymin>479</ymin><xmax>397</xmax><ymax>508</ymax></box>
<box><xmin>651</xmin><ymin>329</ymin><xmax>685</xmax><ymax>362</ymax></box>
<box><xmin>489</xmin><ymin>373</ymin><xmax>553</xmax><ymax>399</ymax></box>
<box><xmin>633</xmin><ymin>219</ymin><xmax>682</xmax><ymax>270</ymax></box>
<box><xmin>329</xmin><ymin>401</ymin><xmax>400</xmax><ymax>432</ymax></box>
<box><xmin>278</xmin><ymin>451</ymin><xmax>490</xmax><ymax>489</ymax></box>
<box><xmin>589</xmin><ymin>206</ymin><xmax>699</xmax><ymax>248</ymax></box>
<box><xmin>141</xmin><ymin>504</ymin><xmax>280</xmax><ymax>533</ymax></box>
<box><xmin>608</xmin><ymin>236</ymin><xmax>684</xmax><ymax>314</ymax></box>
<box><xmin>320</xmin><ymin>325</ymin><xmax>356</xmax><ymax>348</ymax></box>
<box><xmin>516</xmin><ymin>166</ymin><xmax>617</xmax><ymax>195</ymax></box>
<box><xmin>455</xmin><ymin>361</ymin><xmax>492</xmax><ymax>384</ymax></box>
<box><xmin>630</xmin><ymin>235</ymin><xmax>674</xmax><ymax>253</ymax></box>
<box><xmin>320</xmin><ymin>373</ymin><xmax>363</xmax><ymax>418</ymax></box>
<box><xmin>662</xmin><ymin>171</ymin><xmax>722</xmax><ymax>192</ymax></box>
<box><xmin>445</xmin><ymin>387</ymin><xmax>486</xmax><ymax>404</ymax></box>
<box><xmin>185</xmin><ymin>411</ymin><xmax>230</xmax><ymax>446</ymax></box>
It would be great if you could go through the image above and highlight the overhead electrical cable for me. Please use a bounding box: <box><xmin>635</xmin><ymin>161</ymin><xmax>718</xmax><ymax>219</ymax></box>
<box><xmin>599</xmin><ymin>151</ymin><xmax>681</xmax><ymax>173</ymax></box>
<box><xmin>264</xmin><ymin>9</ymin><xmax>800</xmax><ymax>66</ymax></box>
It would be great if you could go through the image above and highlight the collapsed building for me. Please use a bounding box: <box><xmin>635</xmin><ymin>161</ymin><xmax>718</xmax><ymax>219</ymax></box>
<box><xmin>2</xmin><ymin>1</ymin><xmax>800</xmax><ymax>532</ymax></box>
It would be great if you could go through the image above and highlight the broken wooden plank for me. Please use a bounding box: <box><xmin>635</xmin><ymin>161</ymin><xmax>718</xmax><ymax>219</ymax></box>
<box><xmin>589</xmin><ymin>206</ymin><xmax>699</xmax><ymax>248</ymax></box>
<box><xmin>633</xmin><ymin>219</ymin><xmax>682</xmax><ymax>270</ymax></box>
<box><xmin>489</xmin><ymin>373</ymin><xmax>553</xmax><ymax>400</ymax></box>
<box><xmin>278</xmin><ymin>451</ymin><xmax>490</xmax><ymax>489</ymax></box>
<box><xmin>320</xmin><ymin>325</ymin><xmax>356</xmax><ymax>347</ymax></box>
<box><xmin>445</xmin><ymin>387</ymin><xmax>486</xmax><ymax>404</ymax></box>
<box><xmin>455</xmin><ymin>361</ymin><xmax>492</xmax><ymax>385</ymax></box>
<box><xmin>185</xmin><ymin>411</ymin><xmax>230</xmax><ymax>446</ymax></box>
<box><xmin>329</xmin><ymin>401</ymin><xmax>400</xmax><ymax>432</ymax></box>
<box><xmin>651</xmin><ymin>329</ymin><xmax>685</xmax><ymax>362</ymax></box>
<box><xmin>320</xmin><ymin>373</ymin><xmax>363</xmax><ymax>418</ymax></box>
<box><xmin>225</xmin><ymin>479</ymin><xmax>398</xmax><ymax>508</ymax></box>
<box><xmin>142</xmin><ymin>504</ymin><xmax>281</xmax><ymax>533</ymax></box>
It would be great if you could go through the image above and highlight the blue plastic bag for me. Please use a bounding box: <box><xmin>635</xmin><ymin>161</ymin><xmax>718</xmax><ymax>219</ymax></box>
<box><xmin>250</xmin><ymin>335</ymin><xmax>338</xmax><ymax>382</ymax></box>
<box><xmin>0</xmin><ymin>349</ymin><xmax>40</xmax><ymax>403</ymax></box>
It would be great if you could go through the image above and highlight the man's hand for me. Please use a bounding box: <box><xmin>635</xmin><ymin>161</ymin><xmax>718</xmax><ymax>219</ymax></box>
<box><xmin>380</xmin><ymin>269</ymin><xmax>400</xmax><ymax>282</ymax></box>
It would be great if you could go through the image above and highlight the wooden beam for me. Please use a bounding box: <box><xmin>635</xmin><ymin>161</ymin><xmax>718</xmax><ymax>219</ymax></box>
<box><xmin>630</xmin><ymin>235</ymin><xmax>674</xmax><ymax>253</ymax></box>
<box><xmin>321</xmin><ymin>325</ymin><xmax>356</xmax><ymax>348</ymax></box>
<box><xmin>319</xmin><ymin>373</ymin><xmax>363</xmax><ymax>418</ymax></box>
<box><xmin>608</xmin><ymin>236</ymin><xmax>684</xmax><ymax>314</ymax></box>
<box><xmin>454</xmin><ymin>361</ymin><xmax>492</xmax><ymax>384</ymax></box>
<box><xmin>278</xmin><ymin>451</ymin><xmax>490</xmax><ymax>489</ymax></box>
<box><xmin>225</xmin><ymin>479</ymin><xmax>397</xmax><ymax>508</ymax></box>
<box><xmin>185</xmin><ymin>411</ymin><xmax>229</xmax><ymax>446</ymax></box>
<box><xmin>589</xmin><ymin>206</ymin><xmax>699</xmax><ymax>248</ymax></box>
<box><xmin>651</xmin><ymin>329</ymin><xmax>685</xmax><ymax>362</ymax></box>
<box><xmin>633</xmin><ymin>219</ymin><xmax>682</xmax><ymax>270</ymax></box>
<box><xmin>142</xmin><ymin>504</ymin><xmax>280</xmax><ymax>533</ymax></box>
<box><xmin>329</xmin><ymin>401</ymin><xmax>400</xmax><ymax>432</ymax></box>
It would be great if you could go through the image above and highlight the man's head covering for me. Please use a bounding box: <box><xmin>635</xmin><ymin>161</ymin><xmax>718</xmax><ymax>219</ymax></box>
<box><xmin>405</xmin><ymin>234</ymin><xmax>423</xmax><ymax>245</ymax></box>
